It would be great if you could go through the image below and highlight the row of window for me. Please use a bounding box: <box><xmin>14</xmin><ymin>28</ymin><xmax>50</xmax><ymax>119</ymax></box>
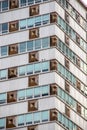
<box><xmin>57</xmin><ymin>0</ymin><xmax>87</xmax><ymax>31</ymax></box>
<box><xmin>58</xmin><ymin>16</ymin><xmax>87</xmax><ymax>52</ymax></box>
<box><xmin>0</xmin><ymin>109</ymin><xmax>82</xmax><ymax>130</ymax></box>
<box><xmin>0</xmin><ymin>60</ymin><xmax>86</xmax><ymax>94</ymax></box>
<box><xmin>0</xmin><ymin>13</ymin><xmax>50</xmax><ymax>34</ymax></box>
<box><xmin>0</xmin><ymin>84</ymin><xmax>87</xmax><ymax>119</ymax></box>
<box><xmin>0</xmin><ymin>0</ymin><xmax>49</xmax><ymax>12</ymax></box>
<box><xmin>58</xmin><ymin>39</ymin><xmax>87</xmax><ymax>74</ymax></box>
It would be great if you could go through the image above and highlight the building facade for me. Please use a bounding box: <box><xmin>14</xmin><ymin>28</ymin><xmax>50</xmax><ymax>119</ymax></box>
<box><xmin>0</xmin><ymin>0</ymin><xmax>87</xmax><ymax>130</ymax></box>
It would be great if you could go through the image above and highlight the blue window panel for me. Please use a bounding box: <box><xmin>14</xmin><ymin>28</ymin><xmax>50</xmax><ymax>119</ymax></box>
<box><xmin>58</xmin><ymin>112</ymin><xmax>62</xmax><ymax>123</ymax></box>
<box><xmin>42</xmin><ymin>37</ymin><xmax>50</xmax><ymax>48</ymax></box>
<box><xmin>35</xmin><ymin>0</ymin><xmax>41</xmax><ymax>3</ymax></box>
<box><xmin>34</xmin><ymin>63</ymin><xmax>41</xmax><ymax>73</ymax></box>
<box><xmin>69</xmin><ymin>120</ymin><xmax>73</xmax><ymax>130</ymax></box>
<box><xmin>42</xmin><ymin>14</ymin><xmax>50</xmax><ymax>24</ymax></box>
<box><xmin>35</xmin><ymin>39</ymin><xmax>41</xmax><ymax>50</ymax></box>
<box><xmin>18</xmin><ymin>66</ymin><xmax>26</xmax><ymax>76</ymax></box>
<box><xmin>34</xmin><ymin>112</ymin><xmax>41</xmax><ymax>123</ymax></box>
<box><xmin>41</xmin><ymin>110</ymin><xmax>49</xmax><ymax>122</ymax></box>
<box><xmin>42</xmin><ymin>85</ymin><xmax>49</xmax><ymax>96</ymax></box>
<box><xmin>19</xmin><ymin>19</ymin><xmax>27</xmax><ymax>30</ymax></box>
<box><xmin>0</xmin><ymin>24</ymin><xmax>1</xmax><ymax>34</ymax></box>
<box><xmin>27</xmin><ymin>41</ymin><xmax>34</xmax><ymax>51</ymax></box>
<box><xmin>19</xmin><ymin>42</ymin><xmax>26</xmax><ymax>53</ymax></box>
<box><xmin>0</xmin><ymin>69</ymin><xmax>7</xmax><ymax>80</ymax></box>
<box><xmin>0</xmin><ymin>93</ymin><xmax>6</xmax><ymax>104</ymax></box>
<box><xmin>25</xmin><ymin>113</ymin><xmax>33</xmax><ymax>125</ymax></box>
<box><xmin>42</xmin><ymin>61</ymin><xmax>49</xmax><ymax>72</ymax></box>
<box><xmin>0</xmin><ymin>118</ymin><xmax>5</xmax><ymax>129</ymax></box>
<box><xmin>27</xmin><ymin>18</ymin><xmax>35</xmax><ymax>28</ymax></box>
<box><xmin>0</xmin><ymin>2</ymin><xmax>1</xmax><ymax>12</ymax></box>
<box><xmin>65</xmin><ymin>118</ymin><xmax>69</xmax><ymax>128</ymax></box>
<box><xmin>1</xmin><ymin>46</ymin><xmax>8</xmax><ymax>56</ymax></box>
<box><xmin>35</xmin><ymin>16</ymin><xmax>41</xmax><ymax>26</ymax></box>
<box><xmin>20</xmin><ymin>0</ymin><xmax>26</xmax><ymax>6</ymax></box>
<box><xmin>17</xmin><ymin>90</ymin><xmax>25</xmax><ymax>100</ymax></box>
<box><xmin>26</xmin><ymin>64</ymin><xmax>33</xmax><ymax>75</ymax></box>
<box><xmin>2</xmin><ymin>0</ymin><xmax>8</xmax><ymax>11</ymax></box>
<box><xmin>26</xmin><ymin>88</ymin><xmax>34</xmax><ymax>98</ymax></box>
<box><xmin>2</xmin><ymin>23</ymin><xmax>8</xmax><ymax>34</ymax></box>
<box><xmin>17</xmin><ymin>115</ymin><xmax>25</xmax><ymax>126</ymax></box>
<box><xmin>34</xmin><ymin>87</ymin><xmax>41</xmax><ymax>97</ymax></box>
<box><xmin>28</xmin><ymin>0</ymin><xmax>34</xmax><ymax>5</ymax></box>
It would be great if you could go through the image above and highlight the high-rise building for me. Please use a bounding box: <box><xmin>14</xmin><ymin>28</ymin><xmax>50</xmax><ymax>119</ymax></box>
<box><xmin>0</xmin><ymin>0</ymin><xmax>87</xmax><ymax>130</ymax></box>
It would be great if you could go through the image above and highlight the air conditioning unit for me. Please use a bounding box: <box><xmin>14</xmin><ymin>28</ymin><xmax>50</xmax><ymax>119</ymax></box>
<box><xmin>65</xmin><ymin>59</ymin><xmax>69</xmax><ymax>69</ymax></box>
<box><xmin>9</xmin><ymin>0</ymin><xmax>19</xmax><ymax>9</ymax></box>
<box><xmin>30</xmin><ymin>5</ymin><xmax>39</xmax><ymax>16</ymax></box>
<box><xmin>9</xmin><ymin>44</ymin><xmax>18</xmax><ymax>55</ymax></box>
<box><xmin>29</xmin><ymin>75</ymin><xmax>39</xmax><ymax>86</ymax></box>
<box><xmin>65</xmin><ymin>81</ymin><xmax>70</xmax><ymax>92</ymax></box>
<box><xmin>76</xmin><ymin>58</ymin><xmax>80</xmax><ymax>67</ymax></box>
<box><xmin>65</xmin><ymin>35</ymin><xmax>69</xmax><ymax>45</ymax></box>
<box><xmin>29</xmin><ymin>28</ymin><xmax>39</xmax><ymax>39</ymax></box>
<box><xmin>50</xmin><ymin>84</ymin><xmax>57</xmax><ymax>95</ymax></box>
<box><xmin>50</xmin><ymin>60</ymin><xmax>58</xmax><ymax>71</ymax></box>
<box><xmin>65</xmin><ymin>12</ymin><xmax>69</xmax><ymax>23</ymax></box>
<box><xmin>9</xmin><ymin>21</ymin><xmax>18</xmax><ymax>32</ymax></box>
<box><xmin>76</xmin><ymin>35</ymin><xmax>80</xmax><ymax>44</ymax></box>
<box><xmin>29</xmin><ymin>51</ymin><xmax>39</xmax><ymax>62</ymax></box>
<box><xmin>7</xmin><ymin>91</ymin><xmax>17</xmax><ymax>103</ymax></box>
<box><xmin>77</xmin><ymin>103</ymin><xmax>81</xmax><ymax>114</ymax></box>
<box><xmin>76</xmin><ymin>80</ymin><xmax>81</xmax><ymax>90</ymax></box>
<box><xmin>50</xmin><ymin>13</ymin><xmax>57</xmax><ymax>23</ymax></box>
<box><xmin>76</xmin><ymin>13</ymin><xmax>80</xmax><ymax>23</ymax></box>
<box><xmin>28</xmin><ymin>100</ymin><xmax>38</xmax><ymax>111</ymax></box>
<box><xmin>8</xmin><ymin>68</ymin><xmax>17</xmax><ymax>78</ymax></box>
<box><xmin>6</xmin><ymin>117</ymin><xmax>16</xmax><ymax>128</ymax></box>
<box><xmin>50</xmin><ymin>109</ymin><xmax>58</xmax><ymax>121</ymax></box>
<box><xmin>50</xmin><ymin>36</ymin><xmax>58</xmax><ymax>46</ymax></box>
<box><xmin>65</xmin><ymin>106</ymin><xmax>70</xmax><ymax>117</ymax></box>
<box><xmin>28</xmin><ymin>125</ymin><xmax>38</xmax><ymax>130</ymax></box>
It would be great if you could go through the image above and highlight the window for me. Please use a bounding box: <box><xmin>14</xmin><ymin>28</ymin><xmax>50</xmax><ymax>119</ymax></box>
<box><xmin>34</xmin><ymin>112</ymin><xmax>40</xmax><ymax>123</ymax></box>
<box><xmin>20</xmin><ymin>0</ymin><xmax>26</xmax><ymax>6</ymax></box>
<box><xmin>0</xmin><ymin>93</ymin><xmax>6</xmax><ymax>104</ymax></box>
<box><xmin>34</xmin><ymin>63</ymin><xmax>41</xmax><ymax>73</ymax></box>
<box><xmin>27</xmin><ymin>41</ymin><xmax>33</xmax><ymax>51</ymax></box>
<box><xmin>50</xmin><ymin>84</ymin><xmax>57</xmax><ymax>95</ymax></box>
<box><xmin>0</xmin><ymin>69</ymin><xmax>7</xmax><ymax>80</ymax></box>
<box><xmin>26</xmin><ymin>88</ymin><xmax>34</xmax><ymax>99</ymax></box>
<box><xmin>18</xmin><ymin>66</ymin><xmax>26</xmax><ymax>76</ymax></box>
<box><xmin>42</xmin><ymin>61</ymin><xmax>49</xmax><ymax>72</ymax></box>
<box><xmin>28</xmin><ymin>0</ymin><xmax>34</xmax><ymax>5</ymax></box>
<box><xmin>34</xmin><ymin>87</ymin><xmax>41</xmax><ymax>97</ymax></box>
<box><xmin>17</xmin><ymin>90</ymin><xmax>25</xmax><ymax>100</ymax></box>
<box><xmin>26</xmin><ymin>64</ymin><xmax>33</xmax><ymax>75</ymax></box>
<box><xmin>50</xmin><ymin>36</ymin><xmax>58</xmax><ymax>47</ymax></box>
<box><xmin>0</xmin><ymin>118</ymin><xmax>5</xmax><ymax>129</ymax></box>
<box><xmin>26</xmin><ymin>113</ymin><xmax>32</xmax><ymax>125</ymax></box>
<box><xmin>41</xmin><ymin>111</ymin><xmax>49</xmax><ymax>122</ymax></box>
<box><xmin>17</xmin><ymin>115</ymin><xmax>25</xmax><ymax>126</ymax></box>
<box><xmin>42</xmin><ymin>37</ymin><xmax>50</xmax><ymax>48</ymax></box>
<box><xmin>50</xmin><ymin>109</ymin><xmax>58</xmax><ymax>121</ymax></box>
<box><xmin>35</xmin><ymin>16</ymin><xmax>41</xmax><ymax>26</ymax></box>
<box><xmin>27</xmin><ymin>17</ymin><xmax>35</xmax><ymax>28</ymax></box>
<box><xmin>42</xmin><ymin>14</ymin><xmax>50</xmax><ymax>24</ymax></box>
<box><xmin>19</xmin><ymin>19</ymin><xmax>27</xmax><ymax>30</ymax></box>
<box><xmin>42</xmin><ymin>85</ymin><xmax>49</xmax><ymax>96</ymax></box>
<box><xmin>1</xmin><ymin>46</ymin><xmax>8</xmax><ymax>56</ymax></box>
<box><xmin>2</xmin><ymin>23</ymin><xmax>8</xmax><ymax>34</ymax></box>
<box><xmin>50</xmin><ymin>60</ymin><xmax>57</xmax><ymax>71</ymax></box>
<box><xmin>35</xmin><ymin>39</ymin><xmax>41</xmax><ymax>50</ymax></box>
<box><xmin>19</xmin><ymin>42</ymin><xmax>26</xmax><ymax>53</ymax></box>
<box><xmin>2</xmin><ymin>0</ymin><xmax>8</xmax><ymax>11</ymax></box>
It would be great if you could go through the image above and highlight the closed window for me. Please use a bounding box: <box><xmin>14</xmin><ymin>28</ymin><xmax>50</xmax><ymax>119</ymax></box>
<box><xmin>19</xmin><ymin>42</ymin><xmax>26</xmax><ymax>53</ymax></box>
<box><xmin>26</xmin><ymin>64</ymin><xmax>33</xmax><ymax>75</ymax></box>
<box><xmin>0</xmin><ymin>118</ymin><xmax>5</xmax><ymax>129</ymax></box>
<box><xmin>2</xmin><ymin>0</ymin><xmax>8</xmax><ymax>11</ymax></box>
<box><xmin>42</xmin><ymin>37</ymin><xmax>50</xmax><ymax>48</ymax></box>
<box><xmin>28</xmin><ymin>0</ymin><xmax>34</xmax><ymax>5</ymax></box>
<box><xmin>17</xmin><ymin>90</ymin><xmax>25</xmax><ymax>100</ymax></box>
<box><xmin>34</xmin><ymin>63</ymin><xmax>41</xmax><ymax>73</ymax></box>
<box><xmin>17</xmin><ymin>115</ymin><xmax>25</xmax><ymax>126</ymax></box>
<box><xmin>2</xmin><ymin>23</ymin><xmax>8</xmax><ymax>34</ymax></box>
<box><xmin>26</xmin><ymin>113</ymin><xmax>33</xmax><ymax>125</ymax></box>
<box><xmin>42</xmin><ymin>85</ymin><xmax>49</xmax><ymax>96</ymax></box>
<box><xmin>19</xmin><ymin>19</ymin><xmax>27</xmax><ymax>29</ymax></box>
<box><xmin>1</xmin><ymin>46</ymin><xmax>8</xmax><ymax>56</ymax></box>
<box><xmin>26</xmin><ymin>88</ymin><xmax>34</xmax><ymax>99</ymax></box>
<box><xmin>42</xmin><ymin>61</ymin><xmax>49</xmax><ymax>72</ymax></box>
<box><xmin>27</xmin><ymin>17</ymin><xmax>35</xmax><ymax>28</ymax></box>
<box><xmin>34</xmin><ymin>87</ymin><xmax>41</xmax><ymax>97</ymax></box>
<box><xmin>34</xmin><ymin>112</ymin><xmax>40</xmax><ymax>123</ymax></box>
<box><xmin>35</xmin><ymin>39</ymin><xmax>41</xmax><ymax>50</ymax></box>
<box><xmin>42</xmin><ymin>14</ymin><xmax>50</xmax><ymax>24</ymax></box>
<box><xmin>0</xmin><ymin>69</ymin><xmax>7</xmax><ymax>80</ymax></box>
<box><xmin>18</xmin><ymin>66</ymin><xmax>26</xmax><ymax>76</ymax></box>
<box><xmin>20</xmin><ymin>0</ymin><xmax>26</xmax><ymax>6</ymax></box>
<box><xmin>27</xmin><ymin>41</ymin><xmax>33</xmax><ymax>51</ymax></box>
<box><xmin>35</xmin><ymin>16</ymin><xmax>41</xmax><ymax>26</ymax></box>
<box><xmin>0</xmin><ymin>93</ymin><xmax>6</xmax><ymax>104</ymax></box>
<box><xmin>41</xmin><ymin>111</ymin><xmax>49</xmax><ymax>122</ymax></box>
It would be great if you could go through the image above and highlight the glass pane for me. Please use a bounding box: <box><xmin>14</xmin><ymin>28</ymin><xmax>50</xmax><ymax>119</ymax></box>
<box><xmin>42</xmin><ymin>61</ymin><xmax>49</xmax><ymax>72</ymax></box>
<box><xmin>35</xmin><ymin>0</ymin><xmax>41</xmax><ymax>3</ymax></box>
<box><xmin>0</xmin><ymin>2</ymin><xmax>1</xmax><ymax>12</ymax></box>
<box><xmin>18</xmin><ymin>66</ymin><xmax>26</xmax><ymax>76</ymax></box>
<box><xmin>0</xmin><ymin>93</ymin><xmax>6</xmax><ymax>104</ymax></box>
<box><xmin>27</xmin><ymin>18</ymin><xmax>35</xmax><ymax>28</ymax></box>
<box><xmin>34</xmin><ymin>87</ymin><xmax>41</xmax><ymax>97</ymax></box>
<box><xmin>27</xmin><ymin>41</ymin><xmax>33</xmax><ymax>51</ymax></box>
<box><xmin>34</xmin><ymin>63</ymin><xmax>41</xmax><ymax>73</ymax></box>
<box><xmin>26</xmin><ymin>64</ymin><xmax>33</xmax><ymax>75</ymax></box>
<box><xmin>0</xmin><ymin>118</ymin><xmax>5</xmax><ymax>129</ymax></box>
<box><xmin>2</xmin><ymin>23</ymin><xmax>8</xmax><ymax>34</ymax></box>
<box><xmin>19</xmin><ymin>19</ymin><xmax>27</xmax><ymax>29</ymax></box>
<box><xmin>20</xmin><ymin>0</ymin><xmax>26</xmax><ymax>6</ymax></box>
<box><xmin>1</xmin><ymin>46</ymin><xmax>8</xmax><ymax>56</ymax></box>
<box><xmin>41</xmin><ymin>110</ymin><xmax>49</xmax><ymax>122</ymax></box>
<box><xmin>28</xmin><ymin>0</ymin><xmax>34</xmax><ymax>5</ymax></box>
<box><xmin>58</xmin><ymin>112</ymin><xmax>62</xmax><ymax>123</ymax></box>
<box><xmin>35</xmin><ymin>16</ymin><xmax>41</xmax><ymax>26</ymax></box>
<box><xmin>25</xmin><ymin>113</ymin><xmax>32</xmax><ymax>125</ymax></box>
<box><xmin>0</xmin><ymin>69</ymin><xmax>7</xmax><ymax>80</ymax></box>
<box><xmin>35</xmin><ymin>39</ymin><xmax>41</xmax><ymax>50</ymax></box>
<box><xmin>2</xmin><ymin>0</ymin><xmax>8</xmax><ymax>11</ymax></box>
<box><xmin>42</xmin><ymin>14</ymin><xmax>50</xmax><ymax>24</ymax></box>
<box><xmin>17</xmin><ymin>90</ymin><xmax>25</xmax><ymax>100</ymax></box>
<box><xmin>26</xmin><ymin>88</ymin><xmax>34</xmax><ymax>98</ymax></box>
<box><xmin>19</xmin><ymin>42</ymin><xmax>26</xmax><ymax>53</ymax></box>
<box><xmin>42</xmin><ymin>85</ymin><xmax>49</xmax><ymax>96</ymax></box>
<box><xmin>42</xmin><ymin>37</ymin><xmax>50</xmax><ymax>48</ymax></box>
<box><xmin>18</xmin><ymin>115</ymin><xmax>25</xmax><ymax>126</ymax></box>
<box><xmin>34</xmin><ymin>112</ymin><xmax>41</xmax><ymax>123</ymax></box>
